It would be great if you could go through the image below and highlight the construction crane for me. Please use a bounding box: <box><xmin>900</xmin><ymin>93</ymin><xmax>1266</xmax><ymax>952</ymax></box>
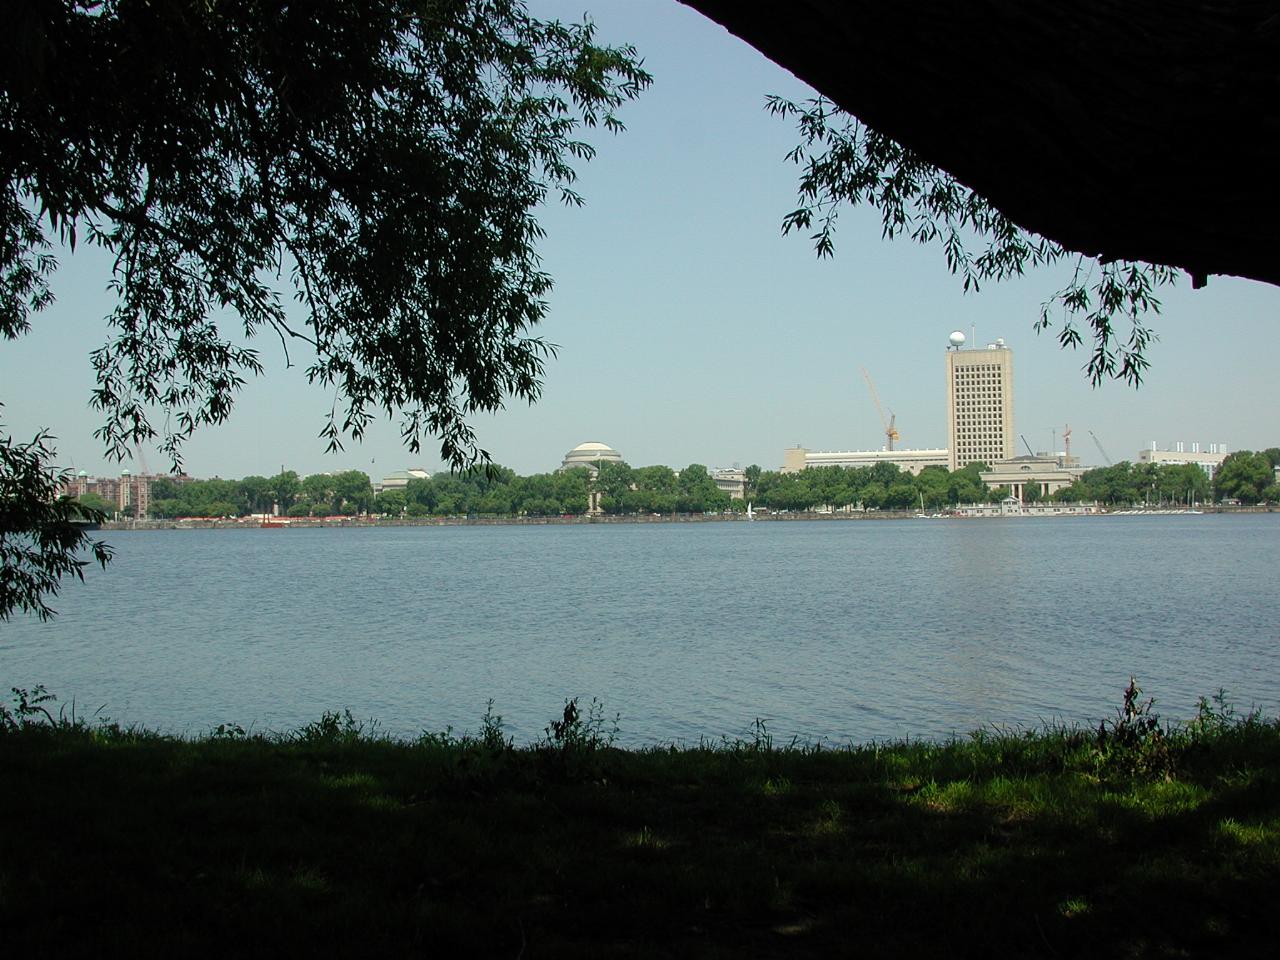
<box><xmin>1089</xmin><ymin>430</ymin><xmax>1112</xmax><ymax>466</ymax></box>
<box><xmin>133</xmin><ymin>442</ymin><xmax>151</xmax><ymax>477</ymax></box>
<box><xmin>860</xmin><ymin>367</ymin><xmax>899</xmax><ymax>451</ymax></box>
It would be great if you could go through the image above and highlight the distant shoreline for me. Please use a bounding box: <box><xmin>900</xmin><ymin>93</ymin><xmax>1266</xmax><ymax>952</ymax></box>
<box><xmin>99</xmin><ymin>505</ymin><xmax>1272</xmax><ymax>530</ymax></box>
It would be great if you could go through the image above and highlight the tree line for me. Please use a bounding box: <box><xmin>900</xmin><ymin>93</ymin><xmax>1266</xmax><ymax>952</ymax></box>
<box><xmin>74</xmin><ymin>461</ymin><xmax>988</xmax><ymax>519</ymax></box>
<box><xmin>1049</xmin><ymin>450</ymin><xmax>1280</xmax><ymax>507</ymax></box>
<box><xmin>76</xmin><ymin>463</ymin><xmax>734</xmax><ymax>519</ymax></box>
<box><xmin>75</xmin><ymin>449</ymin><xmax>1279</xmax><ymax>521</ymax></box>
<box><xmin>393</xmin><ymin>461</ymin><xmax>1002</xmax><ymax>515</ymax></box>
<box><xmin>76</xmin><ymin>471</ymin><xmax>375</xmax><ymax>520</ymax></box>
<box><xmin>751</xmin><ymin>463</ymin><xmax>990</xmax><ymax>512</ymax></box>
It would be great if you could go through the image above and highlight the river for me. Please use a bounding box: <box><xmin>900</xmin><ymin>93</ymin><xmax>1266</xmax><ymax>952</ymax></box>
<box><xmin>3</xmin><ymin>514</ymin><xmax>1277</xmax><ymax>745</ymax></box>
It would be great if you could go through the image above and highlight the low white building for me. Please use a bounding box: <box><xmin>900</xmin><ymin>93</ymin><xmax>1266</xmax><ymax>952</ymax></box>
<box><xmin>954</xmin><ymin>500</ymin><xmax>1101</xmax><ymax>518</ymax></box>
<box><xmin>780</xmin><ymin>446</ymin><xmax>950</xmax><ymax>476</ymax></box>
<box><xmin>1136</xmin><ymin>442</ymin><xmax>1229</xmax><ymax>477</ymax></box>
<box><xmin>374</xmin><ymin>468</ymin><xmax>431</xmax><ymax>493</ymax></box>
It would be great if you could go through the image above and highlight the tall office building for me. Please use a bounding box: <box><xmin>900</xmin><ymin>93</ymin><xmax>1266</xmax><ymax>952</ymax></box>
<box><xmin>946</xmin><ymin>332</ymin><xmax>1014</xmax><ymax>471</ymax></box>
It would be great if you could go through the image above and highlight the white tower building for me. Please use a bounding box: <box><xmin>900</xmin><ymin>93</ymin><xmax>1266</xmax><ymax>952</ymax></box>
<box><xmin>945</xmin><ymin>333</ymin><xmax>1015</xmax><ymax>471</ymax></box>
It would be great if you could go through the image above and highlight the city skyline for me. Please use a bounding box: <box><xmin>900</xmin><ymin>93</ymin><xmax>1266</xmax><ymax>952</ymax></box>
<box><xmin>3</xmin><ymin>0</ymin><xmax>1277</xmax><ymax>481</ymax></box>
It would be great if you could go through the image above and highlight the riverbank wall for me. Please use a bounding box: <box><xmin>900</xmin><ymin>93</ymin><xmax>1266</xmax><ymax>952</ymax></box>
<box><xmin>99</xmin><ymin>503</ymin><xmax>1273</xmax><ymax>531</ymax></box>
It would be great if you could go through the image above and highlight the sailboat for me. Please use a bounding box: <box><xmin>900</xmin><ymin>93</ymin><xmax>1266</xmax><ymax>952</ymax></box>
<box><xmin>746</xmin><ymin>502</ymin><xmax>755</xmax><ymax>521</ymax></box>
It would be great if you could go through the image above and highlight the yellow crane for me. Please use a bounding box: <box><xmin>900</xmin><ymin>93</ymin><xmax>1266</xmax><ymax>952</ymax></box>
<box><xmin>860</xmin><ymin>367</ymin><xmax>899</xmax><ymax>451</ymax></box>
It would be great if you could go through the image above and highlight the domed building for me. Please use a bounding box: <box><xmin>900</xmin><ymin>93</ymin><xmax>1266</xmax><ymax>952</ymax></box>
<box><xmin>560</xmin><ymin>441</ymin><xmax>623</xmax><ymax>474</ymax></box>
<box><xmin>375</xmin><ymin>467</ymin><xmax>432</xmax><ymax>493</ymax></box>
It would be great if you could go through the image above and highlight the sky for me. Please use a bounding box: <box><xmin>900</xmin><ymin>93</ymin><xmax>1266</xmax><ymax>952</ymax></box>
<box><xmin>3</xmin><ymin>0</ymin><xmax>1277</xmax><ymax>481</ymax></box>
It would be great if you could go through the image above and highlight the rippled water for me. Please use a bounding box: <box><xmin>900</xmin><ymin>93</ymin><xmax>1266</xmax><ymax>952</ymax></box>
<box><xmin>3</xmin><ymin>515</ymin><xmax>1278</xmax><ymax>745</ymax></box>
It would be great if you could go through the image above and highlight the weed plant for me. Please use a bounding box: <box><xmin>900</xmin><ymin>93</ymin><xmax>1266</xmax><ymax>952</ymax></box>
<box><xmin>3</xmin><ymin>681</ymin><xmax>1279</xmax><ymax>957</ymax></box>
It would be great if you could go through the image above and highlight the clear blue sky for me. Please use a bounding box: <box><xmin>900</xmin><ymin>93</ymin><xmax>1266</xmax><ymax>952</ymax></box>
<box><xmin>3</xmin><ymin>0</ymin><xmax>1277</xmax><ymax>480</ymax></box>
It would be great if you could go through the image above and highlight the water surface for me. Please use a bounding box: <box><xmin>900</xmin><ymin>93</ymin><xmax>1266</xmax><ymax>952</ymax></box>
<box><xmin>3</xmin><ymin>515</ymin><xmax>1277</xmax><ymax>745</ymax></box>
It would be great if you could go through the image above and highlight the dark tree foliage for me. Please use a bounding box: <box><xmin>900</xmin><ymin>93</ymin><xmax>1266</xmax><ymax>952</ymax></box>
<box><xmin>752</xmin><ymin>463</ymin><xmax>996</xmax><ymax>512</ymax></box>
<box><xmin>1</xmin><ymin>0</ymin><xmax>649</xmax><ymax>613</ymax></box>
<box><xmin>1053</xmin><ymin>461</ymin><xmax>1217</xmax><ymax>507</ymax></box>
<box><xmin>1</xmin><ymin>423</ymin><xmax>111</xmax><ymax>620</ymax></box>
<box><xmin>1213</xmin><ymin>451</ymin><xmax>1274</xmax><ymax>505</ymax></box>
<box><xmin>766</xmin><ymin>97</ymin><xmax>1176</xmax><ymax>385</ymax></box>
<box><xmin>4</xmin><ymin>0</ymin><xmax>649</xmax><ymax>466</ymax></box>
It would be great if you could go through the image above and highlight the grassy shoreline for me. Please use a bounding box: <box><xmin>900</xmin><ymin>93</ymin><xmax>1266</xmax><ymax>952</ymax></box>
<box><xmin>4</xmin><ymin>694</ymin><xmax>1279</xmax><ymax>957</ymax></box>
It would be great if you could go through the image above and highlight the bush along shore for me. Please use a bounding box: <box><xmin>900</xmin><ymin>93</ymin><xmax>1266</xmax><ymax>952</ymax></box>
<box><xmin>3</xmin><ymin>683</ymin><xmax>1279</xmax><ymax>958</ymax></box>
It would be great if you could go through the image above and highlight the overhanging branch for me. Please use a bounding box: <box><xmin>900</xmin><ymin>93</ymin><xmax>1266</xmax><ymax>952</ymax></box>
<box><xmin>680</xmin><ymin>0</ymin><xmax>1280</xmax><ymax>287</ymax></box>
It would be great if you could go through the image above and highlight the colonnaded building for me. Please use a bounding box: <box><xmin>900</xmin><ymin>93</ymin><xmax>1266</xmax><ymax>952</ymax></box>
<box><xmin>978</xmin><ymin>454</ymin><xmax>1079</xmax><ymax>500</ymax></box>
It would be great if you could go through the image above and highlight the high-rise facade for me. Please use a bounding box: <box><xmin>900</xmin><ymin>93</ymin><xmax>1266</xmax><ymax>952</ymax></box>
<box><xmin>946</xmin><ymin>338</ymin><xmax>1014</xmax><ymax>471</ymax></box>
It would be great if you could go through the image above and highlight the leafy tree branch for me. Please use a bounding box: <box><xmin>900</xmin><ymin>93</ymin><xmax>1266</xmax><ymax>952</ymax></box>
<box><xmin>1</xmin><ymin>0</ymin><xmax>650</xmax><ymax>615</ymax></box>
<box><xmin>1</xmin><ymin>420</ymin><xmax>111</xmax><ymax>621</ymax></box>
<box><xmin>3</xmin><ymin>0</ymin><xmax>650</xmax><ymax>471</ymax></box>
<box><xmin>767</xmin><ymin>95</ymin><xmax>1178</xmax><ymax>385</ymax></box>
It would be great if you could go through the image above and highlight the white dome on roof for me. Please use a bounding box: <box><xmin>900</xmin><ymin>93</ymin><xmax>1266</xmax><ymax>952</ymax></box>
<box><xmin>561</xmin><ymin>441</ymin><xmax>623</xmax><ymax>472</ymax></box>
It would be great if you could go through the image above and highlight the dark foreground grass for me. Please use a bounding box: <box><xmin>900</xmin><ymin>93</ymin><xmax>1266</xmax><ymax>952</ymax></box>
<box><xmin>3</xmin><ymin>695</ymin><xmax>1279</xmax><ymax>958</ymax></box>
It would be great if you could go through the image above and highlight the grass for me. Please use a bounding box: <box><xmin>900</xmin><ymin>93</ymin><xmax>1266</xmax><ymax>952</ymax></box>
<box><xmin>3</xmin><ymin>689</ymin><xmax>1279</xmax><ymax>957</ymax></box>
